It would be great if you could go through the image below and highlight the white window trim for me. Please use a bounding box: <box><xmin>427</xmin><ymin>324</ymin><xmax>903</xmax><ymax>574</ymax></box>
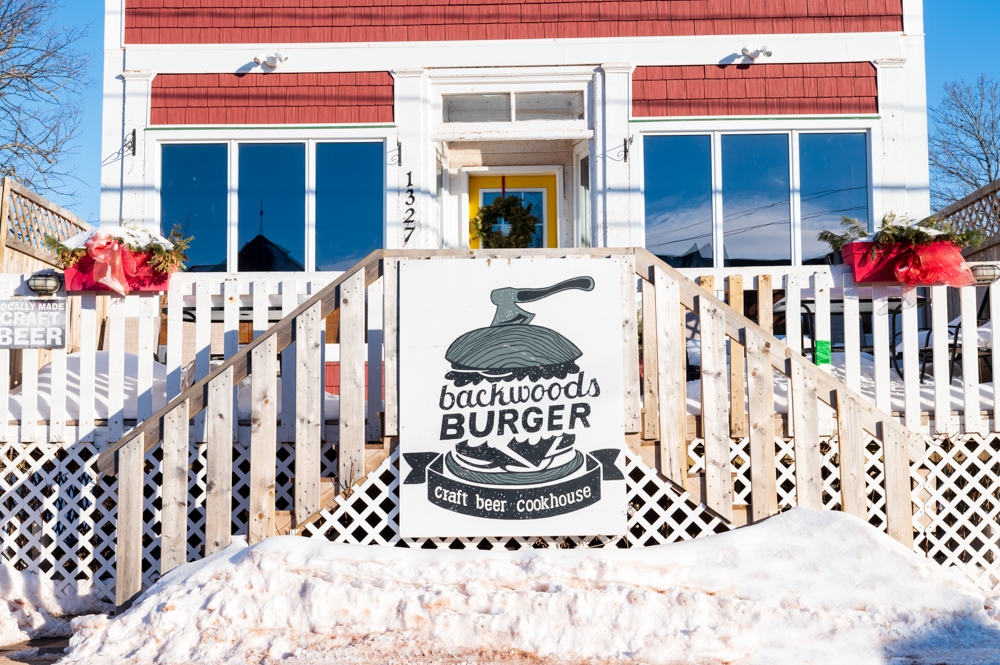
<box><xmin>149</xmin><ymin>126</ymin><xmax>397</xmax><ymax>271</ymax></box>
<box><xmin>634</xmin><ymin>117</ymin><xmax>881</xmax><ymax>267</ymax></box>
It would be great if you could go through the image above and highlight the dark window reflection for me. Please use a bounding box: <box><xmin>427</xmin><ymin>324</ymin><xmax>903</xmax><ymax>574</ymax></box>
<box><xmin>316</xmin><ymin>143</ymin><xmax>384</xmax><ymax>271</ymax></box>
<box><xmin>161</xmin><ymin>144</ymin><xmax>227</xmax><ymax>272</ymax></box>
<box><xmin>800</xmin><ymin>133</ymin><xmax>870</xmax><ymax>265</ymax></box>
<box><xmin>643</xmin><ymin>135</ymin><xmax>713</xmax><ymax>267</ymax></box>
<box><xmin>238</xmin><ymin>143</ymin><xmax>305</xmax><ymax>272</ymax></box>
<box><xmin>482</xmin><ymin>190</ymin><xmax>544</xmax><ymax>248</ymax></box>
<box><xmin>722</xmin><ymin>134</ymin><xmax>791</xmax><ymax>267</ymax></box>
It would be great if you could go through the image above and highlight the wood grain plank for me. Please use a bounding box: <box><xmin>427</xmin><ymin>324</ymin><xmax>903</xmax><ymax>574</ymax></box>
<box><xmin>382</xmin><ymin>258</ymin><xmax>399</xmax><ymax>438</ymax></box>
<box><xmin>790</xmin><ymin>360</ymin><xmax>822</xmax><ymax>509</ymax></box>
<box><xmin>900</xmin><ymin>285</ymin><xmax>920</xmax><ymax>431</ymax></box>
<box><xmin>78</xmin><ymin>293</ymin><xmax>96</xmax><ymax>442</ymax></box>
<box><xmin>295</xmin><ymin>302</ymin><xmax>323</xmax><ymax>524</ymax></box>
<box><xmin>249</xmin><ymin>337</ymin><xmax>277</xmax><ymax>544</ymax></box>
<box><xmin>367</xmin><ymin>276</ymin><xmax>384</xmax><ymax>442</ymax></box>
<box><xmin>160</xmin><ymin>400</ymin><xmax>189</xmax><ymax>574</ymax></box>
<box><xmin>871</xmin><ymin>285</ymin><xmax>891</xmax><ymax>413</ymax></box>
<box><xmin>641</xmin><ymin>277</ymin><xmax>659</xmax><ymax>441</ymax></box>
<box><xmin>745</xmin><ymin>328</ymin><xmax>777</xmax><ymax>521</ymax></box>
<box><xmin>115</xmin><ymin>433</ymin><xmax>144</xmax><ymax>613</ymax></box>
<box><xmin>223</xmin><ymin>278</ymin><xmax>240</xmax><ymax>441</ymax></box>
<box><xmin>280</xmin><ymin>279</ymin><xmax>299</xmax><ymax>443</ymax></box>
<box><xmin>621</xmin><ymin>255</ymin><xmax>641</xmax><ymax>434</ymax></box>
<box><xmin>836</xmin><ymin>391</ymin><xmax>866</xmax><ymax>521</ymax></box>
<box><xmin>756</xmin><ymin>274</ymin><xmax>773</xmax><ymax>334</ymax></box>
<box><xmin>205</xmin><ymin>366</ymin><xmax>233</xmax><ymax>556</ymax></box>
<box><xmin>137</xmin><ymin>296</ymin><xmax>156</xmax><ymax>422</ymax></box>
<box><xmin>165</xmin><ymin>279</ymin><xmax>184</xmax><ymax>401</ymax></box>
<box><xmin>699</xmin><ymin>295</ymin><xmax>732</xmax><ymax>521</ymax></box>
<box><xmin>960</xmin><ymin>285</ymin><xmax>983</xmax><ymax>434</ymax></box>
<box><xmin>882</xmin><ymin>426</ymin><xmax>914</xmax><ymax>548</ymax></box>
<box><xmin>842</xmin><ymin>272</ymin><xmax>862</xmax><ymax>394</ymax></box>
<box><xmin>654</xmin><ymin>266</ymin><xmax>685</xmax><ymax>484</ymax></box>
<box><xmin>338</xmin><ymin>270</ymin><xmax>366</xmax><ymax>492</ymax></box>
<box><xmin>106</xmin><ymin>297</ymin><xmax>125</xmax><ymax>442</ymax></box>
<box><xmin>727</xmin><ymin>275</ymin><xmax>747</xmax><ymax>437</ymax></box>
<box><xmin>931</xmin><ymin>285</ymin><xmax>951</xmax><ymax>434</ymax></box>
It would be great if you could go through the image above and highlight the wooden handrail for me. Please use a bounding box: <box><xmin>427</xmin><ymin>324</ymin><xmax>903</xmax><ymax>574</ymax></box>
<box><xmin>95</xmin><ymin>250</ymin><xmax>384</xmax><ymax>475</ymax></box>
<box><xmin>634</xmin><ymin>248</ymin><xmax>921</xmax><ymax>453</ymax></box>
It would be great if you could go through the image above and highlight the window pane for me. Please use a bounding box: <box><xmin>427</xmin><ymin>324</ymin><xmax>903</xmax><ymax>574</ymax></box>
<box><xmin>643</xmin><ymin>135</ymin><xmax>713</xmax><ymax>267</ymax></box>
<box><xmin>800</xmin><ymin>133</ymin><xmax>870</xmax><ymax>265</ymax></box>
<box><xmin>722</xmin><ymin>134</ymin><xmax>791</xmax><ymax>267</ymax></box>
<box><xmin>515</xmin><ymin>92</ymin><xmax>584</xmax><ymax>121</ymax></box>
<box><xmin>442</xmin><ymin>94</ymin><xmax>511</xmax><ymax>123</ymax></box>
<box><xmin>316</xmin><ymin>143</ymin><xmax>384</xmax><ymax>271</ymax></box>
<box><xmin>161</xmin><ymin>144</ymin><xmax>227</xmax><ymax>272</ymax></box>
<box><xmin>238</xmin><ymin>144</ymin><xmax>305</xmax><ymax>272</ymax></box>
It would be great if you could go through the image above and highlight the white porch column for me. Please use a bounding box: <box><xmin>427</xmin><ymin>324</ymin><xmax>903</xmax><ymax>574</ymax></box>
<box><xmin>99</xmin><ymin>0</ymin><xmax>125</xmax><ymax>228</ymax></box>
<box><xmin>120</xmin><ymin>69</ymin><xmax>156</xmax><ymax>232</ymax></box>
<box><xmin>391</xmin><ymin>68</ymin><xmax>436</xmax><ymax>249</ymax></box>
<box><xmin>601</xmin><ymin>63</ymin><xmax>636</xmax><ymax>248</ymax></box>
<box><xmin>876</xmin><ymin>58</ymin><xmax>909</xmax><ymax>221</ymax></box>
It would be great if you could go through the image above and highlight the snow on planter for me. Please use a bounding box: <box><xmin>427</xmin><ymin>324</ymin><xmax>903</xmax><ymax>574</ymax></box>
<box><xmin>59</xmin><ymin>509</ymin><xmax>999</xmax><ymax>665</ymax></box>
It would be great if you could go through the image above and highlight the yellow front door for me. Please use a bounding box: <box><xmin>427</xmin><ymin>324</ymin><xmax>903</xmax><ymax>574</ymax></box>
<box><xmin>469</xmin><ymin>174</ymin><xmax>558</xmax><ymax>249</ymax></box>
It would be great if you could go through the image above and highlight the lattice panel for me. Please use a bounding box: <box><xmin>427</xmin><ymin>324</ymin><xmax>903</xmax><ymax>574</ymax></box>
<box><xmin>945</xmin><ymin>183</ymin><xmax>1000</xmax><ymax>239</ymax></box>
<box><xmin>9</xmin><ymin>431</ymin><xmax>1000</xmax><ymax>605</ymax></box>
<box><xmin>6</xmin><ymin>190</ymin><xmax>87</xmax><ymax>251</ymax></box>
<box><xmin>912</xmin><ymin>434</ymin><xmax>1000</xmax><ymax>592</ymax></box>
<box><xmin>301</xmin><ymin>449</ymin><xmax>731</xmax><ymax>549</ymax></box>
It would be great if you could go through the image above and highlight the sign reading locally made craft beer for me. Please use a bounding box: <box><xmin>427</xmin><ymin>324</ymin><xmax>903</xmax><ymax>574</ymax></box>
<box><xmin>0</xmin><ymin>299</ymin><xmax>67</xmax><ymax>349</ymax></box>
<box><xmin>399</xmin><ymin>259</ymin><xmax>626</xmax><ymax>537</ymax></box>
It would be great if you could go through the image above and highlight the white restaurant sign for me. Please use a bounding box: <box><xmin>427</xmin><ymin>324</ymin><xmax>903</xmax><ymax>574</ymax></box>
<box><xmin>398</xmin><ymin>258</ymin><xmax>626</xmax><ymax>537</ymax></box>
<box><xmin>0</xmin><ymin>299</ymin><xmax>67</xmax><ymax>349</ymax></box>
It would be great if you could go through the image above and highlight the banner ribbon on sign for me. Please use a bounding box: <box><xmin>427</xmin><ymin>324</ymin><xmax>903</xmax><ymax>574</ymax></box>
<box><xmin>403</xmin><ymin>449</ymin><xmax>624</xmax><ymax>520</ymax></box>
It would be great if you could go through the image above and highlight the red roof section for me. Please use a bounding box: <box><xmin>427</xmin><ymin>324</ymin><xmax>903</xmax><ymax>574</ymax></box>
<box><xmin>149</xmin><ymin>72</ymin><xmax>394</xmax><ymax>125</ymax></box>
<box><xmin>632</xmin><ymin>63</ymin><xmax>879</xmax><ymax>117</ymax></box>
<box><xmin>125</xmin><ymin>1</ymin><xmax>903</xmax><ymax>44</ymax></box>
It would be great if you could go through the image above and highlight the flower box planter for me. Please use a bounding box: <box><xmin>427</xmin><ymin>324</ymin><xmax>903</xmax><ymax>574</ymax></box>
<box><xmin>64</xmin><ymin>250</ymin><xmax>171</xmax><ymax>294</ymax></box>
<box><xmin>841</xmin><ymin>241</ymin><xmax>907</xmax><ymax>283</ymax></box>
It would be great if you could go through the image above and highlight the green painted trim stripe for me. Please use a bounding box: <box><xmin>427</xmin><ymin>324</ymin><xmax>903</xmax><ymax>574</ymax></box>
<box><xmin>146</xmin><ymin>124</ymin><xmax>396</xmax><ymax>131</ymax></box>
<box><xmin>630</xmin><ymin>115</ymin><xmax>880</xmax><ymax>123</ymax></box>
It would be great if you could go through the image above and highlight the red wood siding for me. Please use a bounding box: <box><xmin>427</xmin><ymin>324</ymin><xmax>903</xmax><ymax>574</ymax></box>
<box><xmin>632</xmin><ymin>63</ymin><xmax>879</xmax><ymax>117</ymax></box>
<box><xmin>149</xmin><ymin>72</ymin><xmax>394</xmax><ymax>125</ymax></box>
<box><xmin>125</xmin><ymin>1</ymin><xmax>903</xmax><ymax>45</ymax></box>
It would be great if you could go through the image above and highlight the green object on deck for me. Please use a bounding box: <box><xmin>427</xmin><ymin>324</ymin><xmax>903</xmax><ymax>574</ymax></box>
<box><xmin>814</xmin><ymin>340</ymin><xmax>832</xmax><ymax>365</ymax></box>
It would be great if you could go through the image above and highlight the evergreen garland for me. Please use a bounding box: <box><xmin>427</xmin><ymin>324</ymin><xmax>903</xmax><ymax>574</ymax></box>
<box><xmin>472</xmin><ymin>195</ymin><xmax>541</xmax><ymax>249</ymax></box>
<box><xmin>818</xmin><ymin>212</ymin><xmax>984</xmax><ymax>257</ymax></box>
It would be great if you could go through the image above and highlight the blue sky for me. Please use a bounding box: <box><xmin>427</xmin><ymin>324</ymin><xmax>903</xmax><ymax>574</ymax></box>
<box><xmin>43</xmin><ymin>0</ymin><xmax>1000</xmax><ymax>225</ymax></box>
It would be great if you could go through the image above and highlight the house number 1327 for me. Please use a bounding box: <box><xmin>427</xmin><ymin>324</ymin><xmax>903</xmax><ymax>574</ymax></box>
<box><xmin>403</xmin><ymin>171</ymin><xmax>416</xmax><ymax>243</ymax></box>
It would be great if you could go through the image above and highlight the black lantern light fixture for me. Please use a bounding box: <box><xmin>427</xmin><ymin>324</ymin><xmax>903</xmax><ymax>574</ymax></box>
<box><xmin>26</xmin><ymin>270</ymin><xmax>62</xmax><ymax>296</ymax></box>
<box><xmin>971</xmin><ymin>264</ymin><xmax>1000</xmax><ymax>286</ymax></box>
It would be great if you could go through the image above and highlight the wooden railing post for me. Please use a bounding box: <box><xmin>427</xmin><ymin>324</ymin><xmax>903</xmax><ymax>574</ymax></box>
<box><xmin>698</xmin><ymin>293</ymin><xmax>733</xmax><ymax>521</ymax></box>
<box><xmin>161</xmin><ymin>401</ymin><xmax>189</xmax><ymax>574</ymax></box>
<box><xmin>790</xmin><ymin>359</ymin><xmax>822</xmax><ymax>509</ymax></box>
<box><xmin>115</xmin><ymin>432</ymin><xmax>144</xmax><ymax>614</ymax></box>
<box><xmin>249</xmin><ymin>337</ymin><xmax>277</xmax><ymax>543</ymax></box>
<box><xmin>338</xmin><ymin>269</ymin><xmax>365</xmax><ymax>493</ymax></box>
<box><xmin>205</xmin><ymin>367</ymin><xmax>233</xmax><ymax>555</ymax></box>
<box><xmin>641</xmin><ymin>278</ymin><xmax>660</xmax><ymax>441</ymax></box>
<box><xmin>0</xmin><ymin>177</ymin><xmax>11</xmax><ymax>270</ymax></box>
<box><xmin>295</xmin><ymin>303</ymin><xmax>323</xmax><ymax>523</ymax></box>
<box><xmin>744</xmin><ymin>329</ymin><xmax>777</xmax><ymax>521</ymax></box>
<box><xmin>836</xmin><ymin>391</ymin><xmax>866</xmax><ymax>521</ymax></box>
<box><xmin>653</xmin><ymin>266</ymin><xmax>686</xmax><ymax>486</ymax></box>
<box><xmin>883</xmin><ymin>426</ymin><xmax>914</xmax><ymax>548</ymax></box>
<box><xmin>621</xmin><ymin>255</ymin><xmax>641</xmax><ymax>434</ymax></box>
<box><xmin>726</xmin><ymin>276</ymin><xmax>748</xmax><ymax>438</ymax></box>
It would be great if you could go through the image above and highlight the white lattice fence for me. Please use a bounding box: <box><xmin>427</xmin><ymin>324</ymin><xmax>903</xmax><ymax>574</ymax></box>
<box><xmin>8</xmin><ymin>433</ymin><xmax>1000</xmax><ymax>604</ymax></box>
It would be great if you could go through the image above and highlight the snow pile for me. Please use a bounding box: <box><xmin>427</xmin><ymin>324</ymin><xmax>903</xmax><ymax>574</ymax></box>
<box><xmin>0</xmin><ymin>566</ymin><xmax>109</xmax><ymax>648</ymax></box>
<box><xmin>61</xmin><ymin>509</ymin><xmax>999</xmax><ymax>664</ymax></box>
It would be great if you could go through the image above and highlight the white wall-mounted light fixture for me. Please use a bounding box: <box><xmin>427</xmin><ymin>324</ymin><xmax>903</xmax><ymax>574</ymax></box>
<box><xmin>741</xmin><ymin>45</ymin><xmax>773</xmax><ymax>61</ymax></box>
<box><xmin>253</xmin><ymin>52</ymin><xmax>288</xmax><ymax>70</ymax></box>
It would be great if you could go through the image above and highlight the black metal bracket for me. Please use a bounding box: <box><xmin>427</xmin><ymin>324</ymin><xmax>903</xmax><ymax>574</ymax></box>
<box><xmin>622</xmin><ymin>135</ymin><xmax>634</xmax><ymax>162</ymax></box>
<box><xmin>123</xmin><ymin>129</ymin><xmax>136</xmax><ymax>156</ymax></box>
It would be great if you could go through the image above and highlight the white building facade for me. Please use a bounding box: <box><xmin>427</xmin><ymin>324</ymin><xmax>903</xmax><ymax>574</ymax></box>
<box><xmin>100</xmin><ymin>0</ymin><xmax>929</xmax><ymax>271</ymax></box>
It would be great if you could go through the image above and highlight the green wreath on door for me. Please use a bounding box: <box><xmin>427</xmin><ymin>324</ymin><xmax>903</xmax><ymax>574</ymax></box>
<box><xmin>472</xmin><ymin>195</ymin><xmax>541</xmax><ymax>249</ymax></box>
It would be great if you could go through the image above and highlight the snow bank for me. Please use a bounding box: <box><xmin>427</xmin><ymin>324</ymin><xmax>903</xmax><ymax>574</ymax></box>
<box><xmin>61</xmin><ymin>509</ymin><xmax>999</xmax><ymax>664</ymax></box>
<box><xmin>0</xmin><ymin>566</ymin><xmax>109</xmax><ymax>648</ymax></box>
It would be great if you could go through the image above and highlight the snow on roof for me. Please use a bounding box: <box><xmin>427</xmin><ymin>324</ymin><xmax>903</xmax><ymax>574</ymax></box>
<box><xmin>57</xmin><ymin>509</ymin><xmax>998</xmax><ymax>664</ymax></box>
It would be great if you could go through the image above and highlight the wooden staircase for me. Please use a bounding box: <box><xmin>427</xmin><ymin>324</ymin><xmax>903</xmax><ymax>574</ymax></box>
<box><xmin>97</xmin><ymin>248</ymin><xmax>921</xmax><ymax>612</ymax></box>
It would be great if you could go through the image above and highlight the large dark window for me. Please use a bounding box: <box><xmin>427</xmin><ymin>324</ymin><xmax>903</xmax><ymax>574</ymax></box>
<box><xmin>722</xmin><ymin>134</ymin><xmax>791</xmax><ymax>267</ymax></box>
<box><xmin>643</xmin><ymin>135</ymin><xmax>713</xmax><ymax>267</ymax></box>
<box><xmin>315</xmin><ymin>143</ymin><xmax>384</xmax><ymax>271</ymax></box>
<box><xmin>237</xmin><ymin>143</ymin><xmax>305</xmax><ymax>272</ymax></box>
<box><xmin>800</xmin><ymin>133</ymin><xmax>870</xmax><ymax>264</ymax></box>
<box><xmin>160</xmin><ymin>144</ymin><xmax>228</xmax><ymax>272</ymax></box>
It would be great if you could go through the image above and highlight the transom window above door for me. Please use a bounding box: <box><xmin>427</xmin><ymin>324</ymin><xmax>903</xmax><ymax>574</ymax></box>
<box><xmin>442</xmin><ymin>92</ymin><xmax>585</xmax><ymax>123</ymax></box>
<box><xmin>159</xmin><ymin>141</ymin><xmax>385</xmax><ymax>272</ymax></box>
<box><xmin>643</xmin><ymin>132</ymin><xmax>871</xmax><ymax>267</ymax></box>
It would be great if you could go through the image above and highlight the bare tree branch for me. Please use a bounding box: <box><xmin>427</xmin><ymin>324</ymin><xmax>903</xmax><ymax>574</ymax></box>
<box><xmin>929</xmin><ymin>75</ymin><xmax>1000</xmax><ymax>210</ymax></box>
<box><xmin>0</xmin><ymin>0</ymin><xmax>90</xmax><ymax>197</ymax></box>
